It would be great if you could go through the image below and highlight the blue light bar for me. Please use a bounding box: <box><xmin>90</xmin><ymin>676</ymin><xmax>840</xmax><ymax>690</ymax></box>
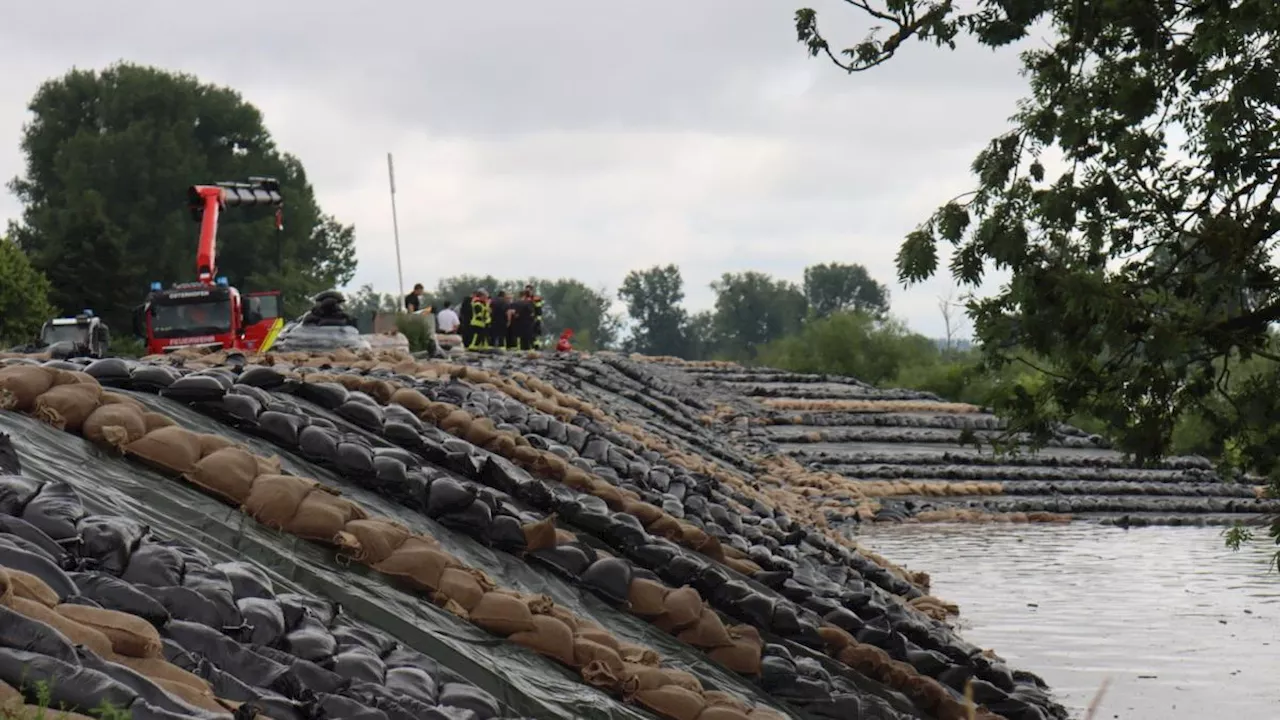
<box><xmin>216</xmin><ymin>276</ymin><xmax>229</xmax><ymax>287</ymax></box>
<box><xmin>150</xmin><ymin>281</ymin><xmax>163</xmax><ymax>291</ymax></box>
<box><xmin>82</xmin><ymin>309</ymin><xmax>93</xmax><ymax>317</ymax></box>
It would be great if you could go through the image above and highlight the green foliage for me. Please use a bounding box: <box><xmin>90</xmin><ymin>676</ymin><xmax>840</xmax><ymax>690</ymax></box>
<box><xmin>618</xmin><ymin>264</ymin><xmax>690</xmax><ymax>356</ymax></box>
<box><xmin>394</xmin><ymin>314</ymin><xmax>434</xmax><ymax>353</ymax></box>
<box><xmin>8</xmin><ymin>62</ymin><xmax>357</xmax><ymax>331</ymax></box>
<box><xmin>346</xmin><ymin>283</ymin><xmax>400</xmax><ymax>320</ymax></box>
<box><xmin>0</xmin><ymin>235</ymin><xmax>56</xmax><ymax>346</ymax></box>
<box><xmin>757</xmin><ymin>311</ymin><xmax>934</xmax><ymax>385</ymax></box>
<box><xmin>710</xmin><ymin>271</ymin><xmax>808</xmax><ymax>360</ymax></box>
<box><xmin>109</xmin><ymin>334</ymin><xmax>145</xmax><ymax>359</ymax></box>
<box><xmin>803</xmin><ymin>262</ymin><xmax>889</xmax><ymax>319</ymax></box>
<box><xmin>796</xmin><ymin>0</ymin><xmax>1280</xmax><ymax>557</ymax></box>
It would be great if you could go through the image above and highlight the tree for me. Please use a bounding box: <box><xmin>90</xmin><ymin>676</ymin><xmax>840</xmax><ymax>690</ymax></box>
<box><xmin>618</xmin><ymin>264</ymin><xmax>690</xmax><ymax>356</ymax></box>
<box><xmin>8</xmin><ymin>63</ymin><xmax>357</xmax><ymax>329</ymax></box>
<box><xmin>758</xmin><ymin>311</ymin><xmax>937</xmax><ymax>386</ymax></box>
<box><xmin>683</xmin><ymin>311</ymin><xmax>718</xmax><ymax>361</ymax></box>
<box><xmin>711</xmin><ymin>272</ymin><xmax>808</xmax><ymax>360</ymax></box>
<box><xmin>0</xmin><ymin>236</ymin><xmax>56</xmax><ymax>346</ymax></box>
<box><xmin>803</xmin><ymin>262</ymin><xmax>889</xmax><ymax>318</ymax></box>
<box><xmin>796</xmin><ymin>2</ymin><xmax>1280</xmax><ymax>552</ymax></box>
<box><xmin>538</xmin><ymin>278</ymin><xmax>620</xmax><ymax>351</ymax></box>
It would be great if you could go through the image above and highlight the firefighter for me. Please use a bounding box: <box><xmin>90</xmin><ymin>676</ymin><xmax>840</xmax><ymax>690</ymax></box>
<box><xmin>523</xmin><ymin>284</ymin><xmax>544</xmax><ymax>349</ymax></box>
<box><xmin>468</xmin><ymin>288</ymin><xmax>492</xmax><ymax>350</ymax></box>
<box><xmin>490</xmin><ymin>290</ymin><xmax>512</xmax><ymax>350</ymax></box>
<box><xmin>458</xmin><ymin>294</ymin><xmax>474</xmax><ymax>348</ymax></box>
<box><xmin>556</xmin><ymin>328</ymin><xmax>574</xmax><ymax>352</ymax></box>
<box><xmin>511</xmin><ymin>294</ymin><xmax>534</xmax><ymax>350</ymax></box>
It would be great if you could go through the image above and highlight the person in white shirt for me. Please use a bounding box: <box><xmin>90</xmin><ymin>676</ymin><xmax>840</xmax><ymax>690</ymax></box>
<box><xmin>436</xmin><ymin>301</ymin><xmax>461</xmax><ymax>333</ymax></box>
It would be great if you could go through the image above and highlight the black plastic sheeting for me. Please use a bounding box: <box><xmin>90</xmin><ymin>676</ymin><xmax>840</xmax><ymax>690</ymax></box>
<box><xmin>0</xmin><ymin>410</ymin><xmax>651</xmax><ymax>720</ymax></box>
<box><xmin>116</xmin><ymin>391</ymin><xmax>803</xmax><ymax>719</ymax></box>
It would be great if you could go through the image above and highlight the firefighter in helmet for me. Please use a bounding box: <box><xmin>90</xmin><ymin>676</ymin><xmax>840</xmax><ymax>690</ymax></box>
<box><xmin>467</xmin><ymin>288</ymin><xmax>492</xmax><ymax>350</ymax></box>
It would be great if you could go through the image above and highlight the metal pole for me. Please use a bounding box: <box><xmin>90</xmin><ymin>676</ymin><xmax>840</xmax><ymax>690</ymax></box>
<box><xmin>387</xmin><ymin>152</ymin><xmax>405</xmax><ymax>306</ymax></box>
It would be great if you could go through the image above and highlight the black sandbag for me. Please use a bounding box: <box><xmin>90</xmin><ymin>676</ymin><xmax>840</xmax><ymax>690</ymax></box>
<box><xmin>336</xmin><ymin>441</ymin><xmax>377</xmax><ymax>477</ymax></box>
<box><xmin>300</xmin><ymin>425</ymin><xmax>342</xmax><ymax>465</ymax></box>
<box><xmin>336</xmin><ymin>402</ymin><xmax>385</xmax><ymax>432</ymax></box>
<box><xmin>60</xmin><ymin>594</ymin><xmax>103</xmax><ymax>609</ymax></box>
<box><xmin>222</xmin><ymin>394</ymin><xmax>264</xmax><ymax>425</ymax></box>
<box><xmin>438</xmin><ymin>682</ymin><xmax>499</xmax><ymax>720</ymax></box>
<box><xmin>332</xmin><ymin>646</ymin><xmax>387</xmax><ymax>685</ymax></box>
<box><xmin>424</xmin><ymin>478</ymin><xmax>477</xmax><ymax>518</ymax></box>
<box><xmin>442</xmin><ymin>450</ymin><xmax>483</xmax><ymax>479</ymax></box>
<box><xmin>0</xmin><ymin>603</ymin><xmax>78</xmax><ymax>662</ymax></box>
<box><xmin>383</xmin><ymin>422</ymin><xmax>425</xmax><ymax>451</ymax></box>
<box><xmin>628</xmin><ymin>542</ymin><xmax>677</xmax><ymax>570</ymax></box>
<box><xmin>296</xmin><ymin>383</ymin><xmax>351</xmax><ymax>410</ymax></box>
<box><xmin>601</xmin><ymin>513</ymin><xmax>647</xmax><ymax>549</ymax></box>
<box><xmin>76</xmin><ymin>647</ymin><xmax>223</xmax><ymax>719</ymax></box>
<box><xmin>78</xmin><ymin>515</ymin><xmax>149</xmax><ymax>576</ymax></box>
<box><xmin>0</xmin><ymin>515</ymin><xmax>69</xmax><ymax>561</ymax></box>
<box><xmin>382</xmin><ymin>406</ymin><xmax>424</xmax><ymax>433</ymax></box>
<box><xmin>85</xmin><ymin>358</ymin><xmax>133</xmax><ymax>386</ymax></box>
<box><xmin>21</xmin><ymin>481</ymin><xmax>87</xmax><ymax>541</ymax></box>
<box><xmin>488</xmin><ymin>516</ymin><xmax>527</xmax><ymax>553</ymax></box>
<box><xmin>69</xmin><ymin>572</ymin><xmax>171</xmax><ymax>627</ymax></box>
<box><xmin>124</xmin><ymin>542</ymin><xmax>185</xmax><ymax>587</ymax></box>
<box><xmin>658</xmin><ymin>552</ymin><xmax>704</xmax><ymax>587</ymax></box>
<box><xmin>478</xmin><ymin>457</ymin><xmax>526</xmax><ymax>497</ymax></box>
<box><xmin>437</xmin><ymin>500</ymin><xmax>492</xmax><ymax>540</ymax></box>
<box><xmin>163</xmin><ymin>620</ymin><xmax>297</xmax><ymax>697</ymax></box>
<box><xmin>346</xmin><ymin>682</ymin><xmax>437</xmax><ymax>720</ymax></box>
<box><xmin>131</xmin><ymin>366</ymin><xmax>179</xmax><ymax>392</ymax></box>
<box><xmin>371</xmin><ymin>447</ymin><xmax>418</xmax><ymax>468</ymax></box>
<box><xmin>252</xmin><ymin>643</ymin><xmax>349</xmax><ymax>695</ymax></box>
<box><xmin>0</xmin><ymin>531</ymin><xmax>62</xmax><ymax>564</ymax></box>
<box><xmin>279</xmin><ymin>592</ymin><xmax>339</xmax><ymax>628</ymax></box>
<box><xmin>216</xmin><ymin>562</ymin><xmax>275</xmax><ymax>602</ymax></box>
<box><xmin>258</xmin><ymin>411</ymin><xmax>307</xmax><ymax>448</ymax></box>
<box><xmin>161</xmin><ymin>375</ymin><xmax>229</xmax><ymax>403</ymax></box>
<box><xmin>384</xmin><ymin>666</ymin><xmax>439</xmax><ymax>706</ymax></box>
<box><xmin>282</xmin><ymin>620</ymin><xmax>339</xmax><ymax>663</ymax></box>
<box><xmin>372</xmin><ymin>456</ymin><xmax>412</xmax><ymax>500</ymax></box>
<box><xmin>529</xmin><ymin>545</ymin><xmax>591</xmax><ymax>580</ymax></box>
<box><xmin>229</xmin><ymin>384</ymin><xmax>275</xmax><ymax>406</ymax></box>
<box><xmin>0</xmin><ymin>647</ymin><xmax>138</xmax><ymax>713</ymax></box>
<box><xmin>0</xmin><ymin>541</ymin><xmax>78</xmax><ymax>600</ymax></box>
<box><xmin>0</xmin><ymin>475</ymin><xmax>42</xmax><ymax>518</ymax></box>
<box><xmin>580</xmin><ymin>557</ymin><xmax>633</xmax><ymax>606</ymax></box>
<box><xmin>237</xmin><ymin>366</ymin><xmax>288</xmax><ymax>390</ymax></box>
<box><xmin>239</xmin><ymin>597</ymin><xmax>287</xmax><ymax>646</ymax></box>
<box><xmin>332</xmin><ymin>625</ymin><xmax>397</xmax><ymax>658</ymax></box>
<box><xmin>316</xmin><ymin>693</ymin><xmax>389</xmax><ymax>720</ymax></box>
<box><xmin>143</xmin><ymin>585</ymin><xmax>241</xmax><ymax>631</ymax></box>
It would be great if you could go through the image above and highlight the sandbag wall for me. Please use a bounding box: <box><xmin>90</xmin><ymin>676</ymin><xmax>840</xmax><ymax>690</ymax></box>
<box><xmin>0</xmin><ymin>434</ymin><xmax>526</xmax><ymax>720</ymax></box>
<box><xmin>630</xmin><ymin>361</ymin><xmax>1280</xmax><ymax>528</ymax></box>
<box><xmin>0</xmin><ymin>362</ymin><xmax>795</xmax><ymax>720</ymax></box>
<box><xmin>85</xmin><ymin>355</ymin><xmax>1069</xmax><ymax>720</ymax></box>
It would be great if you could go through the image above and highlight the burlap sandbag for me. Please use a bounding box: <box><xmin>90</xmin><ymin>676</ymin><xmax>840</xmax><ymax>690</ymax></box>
<box><xmin>198</xmin><ymin>433</ymin><xmax>236</xmax><ymax>458</ymax></box>
<box><xmin>817</xmin><ymin>625</ymin><xmax>855</xmax><ymax>653</ymax></box>
<box><xmin>0</xmin><ymin>568</ymin><xmax>11</xmax><ymax>606</ymax></box>
<box><xmin>0</xmin><ymin>680</ymin><xmax>22</xmax><ymax>711</ymax></box>
<box><xmin>332</xmin><ymin>374</ymin><xmax>364</xmax><ymax>391</ymax></box>
<box><xmin>634</xmin><ymin>686</ymin><xmax>705</xmax><ymax>720</ymax></box>
<box><xmin>143</xmin><ymin>412</ymin><xmax>177</xmax><ymax>432</ymax></box>
<box><xmin>463</xmin><ymin>417</ymin><xmax>498</xmax><ymax>448</ymax></box>
<box><xmin>6</xmin><ymin>567</ymin><xmax>59</xmax><ymax>608</ymax></box>
<box><xmin>561</xmin><ymin>466</ymin><xmax>594</xmax><ymax>492</ymax></box>
<box><xmin>100</xmin><ymin>391</ymin><xmax>146</xmax><ymax>411</ymax></box>
<box><xmin>723</xmin><ymin>557</ymin><xmax>762</xmax><ymax>576</ymax></box>
<box><xmin>243</xmin><ymin>474</ymin><xmax>321</xmax><ymax>530</ymax></box>
<box><xmin>33</xmin><ymin>382</ymin><xmax>103</xmax><ymax>432</ymax></box>
<box><xmin>683</xmin><ymin>611</ymin><xmax>736</xmax><ymax>651</ymax></box>
<box><xmin>697</xmin><ymin>705</ymin><xmax>751</xmax><ymax>720</ymax></box>
<box><xmin>627</xmin><ymin>578</ymin><xmax>669</xmax><ymax>617</ymax></box>
<box><xmin>581</xmin><ymin>659</ymin><xmax>621</xmax><ymax>692</ymax></box>
<box><xmin>372</xmin><ymin>537</ymin><xmax>458</xmax><ymax>591</ymax></box>
<box><xmin>287</xmin><ymin>490</ymin><xmax>368</xmax><ymax>542</ymax></box>
<box><xmin>389</xmin><ymin>387</ymin><xmax>431</xmax><ymax>415</ymax></box>
<box><xmin>702</xmin><ymin>691</ymin><xmax>751</xmax><ymax>713</ymax></box>
<box><xmin>658</xmin><ymin>587</ymin><xmax>702</xmax><ymax>631</ymax></box>
<box><xmin>522</xmin><ymin>515</ymin><xmax>559</xmax><ymax>552</ymax></box>
<box><xmin>511</xmin><ymin>445</ymin><xmax>541</xmax><ymax>467</ymax></box>
<box><xmin>185</xmin><ymin>447</ymin><xmax>261</xmax><ymax>505</ymax></box>
<box><xmin>424</xmin><ymin>402</ymin><xmax>456</xmax><ymax>423</ymax></box>
<box><xmin>336</xmin><ymin>518</ymin><xmax>412</xmax><ymax>564</ymax></box>
<box><xmin>622</xmin><ymin>500</ymin><xmax>664</xmax><ymax>527</ymax></box>
<box><xmin>9</xmin><ymin>597</ymin><xmax>114</xmax><ymax>658</ymax></box>
<box><xmin>589</xmin><ymin>480</ymin><xmax>624</xmax><ymax>510</ymax></box>
<box><xmin>440</xmin><ymin>410</ymin><xmax>472</xmax><ymax>433</ymax></box>
<box><xmin>621</xmin><ymin>663</ymin><xmax>668</xmax><ymax>694</ymax></box>
<box><xmin>82</xmin><ymin>404</ymin><xmax>147</xmax><ymax>452</ymax></box>
<box><xmin>618</xmin><ymin>643</ymin><xmax>661</xmax><ymax>668</ymax></box>
<box><xmin>20</xmin><ymin>705</ymin><xmax>98</xmax><ymax>720</ymax></box>
<box><xmin>113</xmin><ymin>654</ymin><xmax>211</xmax><ymax>693</ymax></box>
<box><xmin>126</xmin><ymin>426</ymin><xmax>204</xmax><ymax>474</ymax></box>
<box><xmin>436</xmin><ymin>567</ymin><xmax>488</xmax><ymax>611</ymax></box>
<box><xmin>708</xmin><ymin>639</ymin><xmax>762</xmax><ymax>675</ymax></box>
<box><xmin>152</xmin><ymin>677</ymin><xmax>226</xmax><ymax>713</ymax></box>
<box><xmin>358</xmin><ymin>378</ymin><xmax>396</xmax><ymax>404</ymax></box>
<box><xmin>645</xmin><ymin>514</ymin><xmax>683</xmax><ymax>541</ymax></box>
<box><xmin>532</xmin><ymin>452</ymin><xmax>568</xmax><ymax>480</ymax></box>
<box><xmin>0</xmin><ymin>365</ymin><xmax>56</xmax><ymax>412</ymax></box>
<box><xmin>484</xmin><ymin>434</ymin><xmax>517</xmax><ymax>458</ymax></box>
<box><xmin>56</xmin><ymin>603</ymin><xmax>163</xmax><ymax>658</ymax></box>
<box><xmin>575</xmin><ymin>627</ymin><xmax>622</xmax><ymax>652</ymax></box>
<box><xmin>508</xmin><ymin>614</ymin><xmax>575</xmax><ymax>666</ymax></box>
<box><xmin>469</xmin><ymin>591</ymin><xmax>536</xmax><ymax>636</ymax></box>
<box><xmin>572</xmin><ymin>638</ymin><xmax>624</xmax><ymax>674</ymax></box>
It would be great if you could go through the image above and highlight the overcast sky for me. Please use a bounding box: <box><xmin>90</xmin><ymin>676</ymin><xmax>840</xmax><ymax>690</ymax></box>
<box><xmin>0</xmin><ymin>1</ymin><xmax>1031</xmax><ymax>339</ymax></box>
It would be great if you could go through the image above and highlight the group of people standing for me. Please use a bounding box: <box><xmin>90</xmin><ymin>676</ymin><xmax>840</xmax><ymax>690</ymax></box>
<box><xmin>405</xmin><ymin>283</ymin><xmax>544</xmax><ymax>351</ymax></box>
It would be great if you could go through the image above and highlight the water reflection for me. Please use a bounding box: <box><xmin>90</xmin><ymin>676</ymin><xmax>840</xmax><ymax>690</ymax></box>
<box><xmin>860</xmin><ymin>524</ymin><xmax>1280</xmax><ymax>719</ymax></box>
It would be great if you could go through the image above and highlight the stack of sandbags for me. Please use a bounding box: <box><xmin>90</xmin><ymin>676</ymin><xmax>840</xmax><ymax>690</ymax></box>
<box><xmin>824</xmin><ymin>629</ymin><xmax>985</xmax><ymax>720</ymax></box>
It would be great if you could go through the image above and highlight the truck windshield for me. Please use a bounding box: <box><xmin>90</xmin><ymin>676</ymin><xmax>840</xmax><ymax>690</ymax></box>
<box><xmin>249</xmin><ymin>294</ymin><xmax>281</xmax><ymax>320</ymax></box>
<box><xmin>151</xmin><ymin>300</ymin><xmax>232</xmax><ymax>337</ymax></box>
<box><xmin>42</xmin><ymin>324</ymin><xmax>88</xmax><ymax>346</ymax></box>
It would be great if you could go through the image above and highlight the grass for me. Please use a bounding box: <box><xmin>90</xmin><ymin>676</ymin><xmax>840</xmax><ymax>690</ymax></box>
<box><xmin>2</xmin><ymin>680</ymin><xmax>131</xmax><ymax>720</ymax></box>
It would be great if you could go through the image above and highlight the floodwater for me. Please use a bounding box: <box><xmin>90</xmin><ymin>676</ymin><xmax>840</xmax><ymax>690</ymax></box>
<box><xmin>859</xmin><ymin>523</ymin><xmax>1280</xmax><ymax>719</ymax></box>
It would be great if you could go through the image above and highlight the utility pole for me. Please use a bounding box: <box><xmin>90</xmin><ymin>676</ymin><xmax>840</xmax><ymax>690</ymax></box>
<box><xmin>387</xmin><ymin>152</ymin><xmax>405</xmax><ymax>305</ymax></box>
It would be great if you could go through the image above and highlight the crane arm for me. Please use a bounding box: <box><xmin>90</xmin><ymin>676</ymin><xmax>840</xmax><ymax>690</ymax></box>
<box><xmin>187</xmin><ymin>177</ymin><xmax>284</xmax><ymax>285</ymax></box>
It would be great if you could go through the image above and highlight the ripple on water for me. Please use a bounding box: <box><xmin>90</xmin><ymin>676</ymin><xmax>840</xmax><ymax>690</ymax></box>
<box><xmin>860</xmin><ymin>523</ymin><xmax>1280</xmax><ymax>719</ymax></box>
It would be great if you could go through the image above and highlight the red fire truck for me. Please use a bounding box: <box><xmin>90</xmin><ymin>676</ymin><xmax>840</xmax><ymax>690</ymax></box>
<box><xmin>134</xmin><ymin>178</ymin><xmax>286</xmax><ymax>355</ymax></box>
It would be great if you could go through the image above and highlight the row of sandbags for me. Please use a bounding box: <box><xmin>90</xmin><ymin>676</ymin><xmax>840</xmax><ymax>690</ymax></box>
<box><xmin>895</xmin><ymin>494</ymin><xmax>1280</xmax><ymax>517</ymax></box>
<box><xmin>790</xmin><ymin>448</ymin><xmax>1217</xmax><ymax>471</ymax></box>
<box><xmin>82</xmin><ymin>358</ymin><xmax>1009</xmax><ymax>720</ymax></box>
<box><xmin>224</xmin><ymin>364</ymin><xmax>1055</xmax><ymax>720</ymax></box>
<box><xmin>59</xmin><ymin>355</ymin><xmax>1061</xmax><ymax>720</ymax></box>
<box><xmin>732</xmin><ymin>386</ymin><xmax>940</xmax><ymax>403</ymax></box>
<box><xmin>820</xmin><ymin>461</ymin><xmax>1223</xmax><ymax>483</ymax></box>
<box><xmin>763</xmin><ymin>413</ymin><xmax>1007</xmax><ymax>431</ymax></box>
<box><xmin>0</xmin><ymin>363</ymin><xmax>791</xmax><ymax>720</ymax></box>
<box><xmin>0</xmin><ymin>446</ymin><xmax>524</xmax><ymax>720</ymax></box>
